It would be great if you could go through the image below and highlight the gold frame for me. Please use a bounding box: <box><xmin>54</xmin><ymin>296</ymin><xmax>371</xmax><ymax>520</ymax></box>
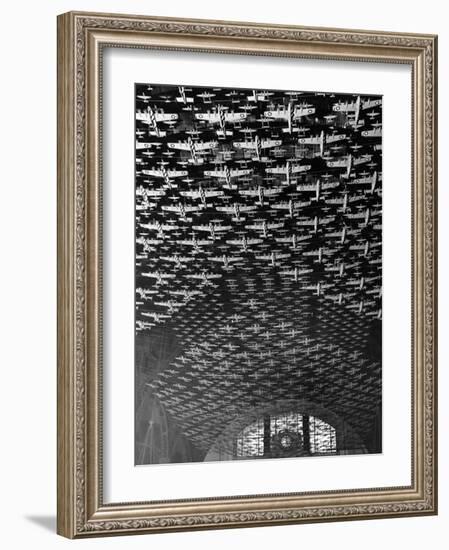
<box><xmin>57</xmin><ymin>11</ymin><xmax>438</xmax><ymax>538</ymax></box>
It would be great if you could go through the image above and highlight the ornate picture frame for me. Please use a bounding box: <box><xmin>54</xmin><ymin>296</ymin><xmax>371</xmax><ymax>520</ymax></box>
<box><xmin>57</xmin><ymin>11</ymin><xmax>437</xmax><ymax>538</ymax></box>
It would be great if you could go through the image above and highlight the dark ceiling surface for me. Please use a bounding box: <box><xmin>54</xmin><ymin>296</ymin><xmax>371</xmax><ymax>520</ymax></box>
<box><xmin>134</xmin><ymin>83</ymin><xmax>382</xmax><ymax>453</ymax></box>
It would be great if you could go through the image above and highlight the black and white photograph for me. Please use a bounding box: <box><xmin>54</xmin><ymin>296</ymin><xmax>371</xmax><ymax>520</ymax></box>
<box><xmin>134</xmin><ymin>83</ymin><xmax>383</xmax><ymax>466</ymax></box>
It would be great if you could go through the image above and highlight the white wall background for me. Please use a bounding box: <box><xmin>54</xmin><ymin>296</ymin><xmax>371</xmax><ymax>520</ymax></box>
<box><xmin>0</xmin><ymin>1</ymin><xmax>445</xmax><ymax>548</ymax></box>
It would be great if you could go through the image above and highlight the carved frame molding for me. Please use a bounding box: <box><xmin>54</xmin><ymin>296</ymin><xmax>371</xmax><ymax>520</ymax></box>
<box><xmin>57</xmin><ymin>11</ymin><xmax>437</xmax><ymax>538</ymax></box>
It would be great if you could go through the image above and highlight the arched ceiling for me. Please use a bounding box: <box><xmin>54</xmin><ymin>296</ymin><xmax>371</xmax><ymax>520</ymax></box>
<box><xmin>140</xmin><ymin>278</ymin><xmax>381</xmax><ymax>453</ymax></box>
<box><xmin>135</xmin><ymin>83</ymin><xmax>382</xmax><ymax>454</ymax></box>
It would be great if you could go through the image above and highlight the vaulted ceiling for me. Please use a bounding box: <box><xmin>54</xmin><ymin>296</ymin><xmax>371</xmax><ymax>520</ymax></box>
<box><xmin>134</xmin><ymin>83</ymin><xmax>382</xmax><ymax>454</ymax></box>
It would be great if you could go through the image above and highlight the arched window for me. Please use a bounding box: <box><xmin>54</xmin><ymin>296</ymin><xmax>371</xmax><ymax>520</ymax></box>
<box><xmin>235</xmin><ymin>411</ymin><xmax>337</xmax><ymax>458</ymax></box>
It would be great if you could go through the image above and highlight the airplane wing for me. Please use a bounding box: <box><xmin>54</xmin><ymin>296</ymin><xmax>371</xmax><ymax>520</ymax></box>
<box><xmin>353</xmin><ymin>156</ymin><xmax>372</xmax><ymax>165</ymax></box>
<box><xmin>294</xmin><ymin>107</ymin><xmax>316</xmax><ymax>117</ymax></box>
<box><xmin>142</xmin><ymin>272</ymin><xmax>159</xmax><ymax>278</ymax></box>
<box><xmin>326</xmin><ymin>133</ymin><xmax>346</xmax><ymax>143</ymax></box>
<box><xmin>156</xmin><ymin>113</ymin><xmax>178</xmax><ymax>122</ymax></box>
<box><xmin>191</xmin><ymin>224</ymin><xmax>213</xmax><ymax>231</ymax></box>
<box><xmin>291</xmin><ymin>164</ymin><xmax>312</xmax><ymax>173</ymax></box>
<box><xmin>143</xmin><ymin>169</ymin><xmax>162</xmax><ymax>177</ymax></box>
<box><xmin>179</xmin><ymin>191</ymin><xmax>198</xmax><ymax>198</ymax></box>
<box><xmin>361</xmin><ymin>128</ymin><xmax>382</xmax><ymax>137</ymax></box>
<box><xmin>349</xmin><ymin>175</ymin><xmax>371</xmax><ymax>184</ymax></box>
<box><xmin>225</xmin><ymin>112</ymin><xmax>247</xmax><ymax>122</ymax></box>
<box><xmin>203</xmin><ymin>169</ymin><xmax>224</xmax><ymax>177</ymax></box>
<box><xmin>322</xmin><ymin>181</ymin><xmax>339</xmax><ymax>189</ymax></box>
<box><xmin>166</xmin><ymin>170</ymin><xmax>188</xmax><ymax>177</ymax></box>
<box><xmin>238</xmin><ymin>189</ymin><xmax>258</xmax><ymax>196</ymax></box>
<box><xmin>194</xmin><ymin>141</ymin><xmax>218</xmax><ymax>151</ymax></box>
<box><xmin>263</xmin><ymin>109</ymin><xmax>287</xmax><ymax>119</ymax></box>
<box><xmin>141</xmin><ymin>222</ymin><xmax>160</xmax><ymax>230</ymax></box>
<box><xmin>176</xmin><ymin>96</ymin><xmax>194</xmax><ymax>104</ymax></box>
<box><xmin>181</xmin><ymin>240</ymin><xmax>206</xmax><ymax>247</ymax></box>
<box><xmin>265</xmin><ymin>166</ymin><xmax>286</xmax><ymax>174</ymax></box>
<box><xmin>275</xmin><ymin>237</ymin><xmax>293</xmax><ymax>243</ymax></box>
<box><xmin>298</xmin><ymin>136</ymin><xmax>321</xmax><ymax>145</ymax></box>
<box><xmin>362</xmin><ymin>98</ymin><xmax>382</xmax><ymax>110</ymax></box>
<box><xmin>267</xmin><ymin>222</ymin><xmax>284</xmax><ymax>229</ymax></box>
<box><xmin>346</xmin><ymin>212</ymin><xmax>366</xmax><ymax>219</ymax></box>
<box><xmin>135</xmin><ymin>112</ymin><xmax>150</xmax><ymax>122</ymax></box>
<box><xmin>332</xmin><ymin>101</ymin><xmax>357</xmax><ymax>112</ymax></box>
<box><xmin>195</xmin><ymin>113</ymin><xmax>220</xmax><ymax>123</ymax></box>
<box><xmin>167</xmin><ymin>142</ymin><xmax>190</xmax><ymax>151</ymax></box>
<box><xmin>264</xmin><ymin>188</ymin><xmax>283</xmax><ymax>196</ymax></box>
<box><xmin>136</xmin><ymin>141</ymin><xmax>159</xmax><ymax>150</ymax></box>
<box><xmin>233</xmin><ymin>141</ymin><xmax>255</xmax><ymax>149</ymax></box>
<box><xmin>232</xmin><ymin>169</ymin><xmax>252</xmax><ymax>177</ymax></box>
<box><xmin>145</xmin><ymin>190</ymin><xmax>165</xmax><ymax>197</ymax></box>
<box><xmin>136</xmin><ymin>112</ymin><xmax>178</xmax><ymax>124</ymax></box>
<box><xmin>154</xmin><ymin>301</ymin><xmax>171</xmax><ymax>308</ymax></box>
<box><xmin>326</xmin><ymin>158</ymin><xmax>348</xmax><ymax>168</ymax></box>
<box><xmin>296</xmin><ymin>184</ymin><xmax>318</xmax><ymax>191</ymax></box>
<box><xmin>261</xmin><ymin>139</ymin><xmax>282</xmax><ymax>148</ymax></box>
<box><xmin>222</xmin><ymin>256</ymin><xmax>243</xmax><ymax>262</ymax></box>
<box><xmin>327</xmin><ymin>230</ymin><xmax>345</xmax><ymax>238</ymax></box>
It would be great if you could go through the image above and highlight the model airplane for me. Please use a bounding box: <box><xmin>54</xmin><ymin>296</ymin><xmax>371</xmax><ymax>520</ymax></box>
<box><xmin>141</xmin><ymin>271</ymin><xmax>176</xmax><ymax>285</ymax></box>
<box><xmin>226</xmin><ymin>235</ymin><xmax>263</xmax><ymax>252</ymax></box>
<box><xmin>180</xmin><ymin>186</ymin><xmax>224</xmax><ymax>204</ymax></box>
<box><xmin>263</xmin><ymin>103</ymin><xmax>316</xmax><ymax>133</ymax></box>
<box><xmin>255</xmin><ymin>251</ymin><xmax>291</xmax><ymax>267</ymax></box>
<box><xmin>238</xmin><ymin>185</ymin><xmax>282</xmax><ymax>205</ymax></box>
<box><xmin>186</xmin><ymin>271</ymin><xmax>222</xmax><ymax>286</ymax></box>
<box><xmin>233</xmin><ymin>136</ymin><xmax>282</xmax><ymax>160</ymax></box>
<box><xmin>215</xmin><ymin>203</ymin><xmax>257</xmax><ymax>222</ymax></box>
<box><xmin>161</xmin><ymin>203</ymin><xmax>203</xmax><ymax>221</ymax></box>
<box><xmin>195</xmin><ymin>106</ymin><xmax>247</xmax><ymax>136</ymax></box>
<box><xmin>245</xmin><ymin>220</ymin><xmax>284</xmax><ymax>237</ymax></box>
<box><xmin>209</xmin><ymin>255</ymin><xmax>244</xmax><ymax>269</ymax></box>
